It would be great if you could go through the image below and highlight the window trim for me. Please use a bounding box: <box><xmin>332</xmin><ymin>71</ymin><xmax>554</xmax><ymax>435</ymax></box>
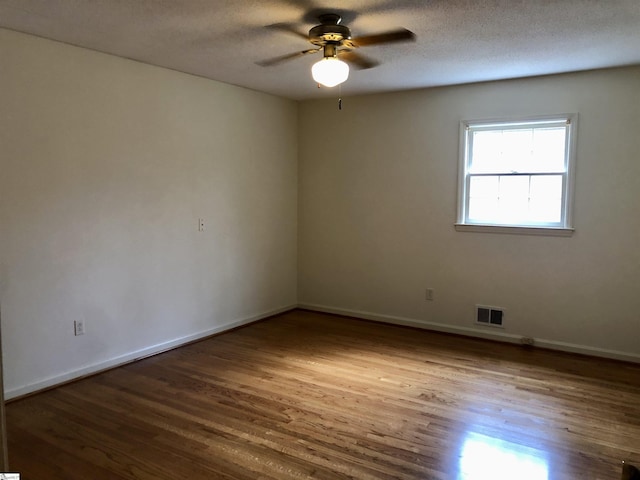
<box><xmin>456</xmin><ymin>114</ymin><xmax>578</xmax><ymax>236</ymax></box>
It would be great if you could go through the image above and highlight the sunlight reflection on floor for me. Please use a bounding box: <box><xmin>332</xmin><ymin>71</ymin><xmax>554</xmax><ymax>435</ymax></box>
<box><xmin>457</xmin><ymin>432</ymin><xmax>549</xmax><ymax>480</ymax></box>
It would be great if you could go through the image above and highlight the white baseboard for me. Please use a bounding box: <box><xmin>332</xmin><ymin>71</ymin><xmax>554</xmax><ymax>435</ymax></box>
<box><xmin>5</xmin><ymin>304</ymin><xmax>297</xmax><ymax>400</ymax></box>
<box><xmin>299</xmin><ymin>303</ymin><xmax>640</xmax><ymax>364</ymax></box>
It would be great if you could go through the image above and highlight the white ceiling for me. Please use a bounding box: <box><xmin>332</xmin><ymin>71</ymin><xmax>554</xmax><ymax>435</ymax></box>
<box><xmin>1</xmin><ymin>0</ymin><xmax>639</xmax><ymax>100</ymax></box>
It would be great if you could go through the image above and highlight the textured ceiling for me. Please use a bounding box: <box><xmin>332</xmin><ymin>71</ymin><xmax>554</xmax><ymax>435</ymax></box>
<box><xmin>1</xmin><ymin>0</ymin><xmax>639</xmax><ymax>100</ymax></box>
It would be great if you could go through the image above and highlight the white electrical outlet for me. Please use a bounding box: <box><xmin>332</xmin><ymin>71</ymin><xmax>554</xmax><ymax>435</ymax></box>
<box><xmin>425</xmin><ymin>288</ymin><xmax>434</xmax><ymax>301</ymax></box>
<box><xmin>198</xmin><ymin>218</ymin><xmax>205</xmax><ymax>232</ymax></box>
<box><xmin>74</xmin><ymin>320</ymin><xmax>85</xmax><ymax>336</ymax></box>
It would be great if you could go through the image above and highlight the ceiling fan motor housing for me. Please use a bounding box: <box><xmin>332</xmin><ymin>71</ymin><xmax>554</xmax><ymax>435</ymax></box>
<box><xmin>309</xmin><ymin>14</ymin><xmax>351</xmax><ymax>47</ymax></box>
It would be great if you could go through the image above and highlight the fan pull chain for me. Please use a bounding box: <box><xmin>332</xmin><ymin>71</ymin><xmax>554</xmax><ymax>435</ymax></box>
<box><xmin>338</xmin><ymin>84</ymin><xmax>343</xmax><ymax>110</ymax></box>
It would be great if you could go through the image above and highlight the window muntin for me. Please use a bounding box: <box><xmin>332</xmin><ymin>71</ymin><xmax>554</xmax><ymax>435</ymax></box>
<box><xmin>458</xmin><ymin>116</ymin><xmax>576</xmax><ymax>231</ymax></box>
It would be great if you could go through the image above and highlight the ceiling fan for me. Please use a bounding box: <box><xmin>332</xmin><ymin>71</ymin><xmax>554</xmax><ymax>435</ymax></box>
<box><xmin>258</xmin><ymin>13</ymin><xmax>416</xmax><ymax>88</ymax></box>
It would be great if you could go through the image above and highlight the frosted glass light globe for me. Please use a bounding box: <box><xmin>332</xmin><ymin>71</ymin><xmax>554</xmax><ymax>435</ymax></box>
<box><xmin>311</xmin><ymin>57</ymin><xmax>349</xmax><ymax>88</ymax></box>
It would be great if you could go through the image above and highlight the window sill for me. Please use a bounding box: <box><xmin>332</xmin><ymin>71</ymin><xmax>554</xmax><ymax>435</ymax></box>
<box><xmin>454</xmin><ymin>223</ymin><xmax>574</xmax><ymax>237</ymax></box>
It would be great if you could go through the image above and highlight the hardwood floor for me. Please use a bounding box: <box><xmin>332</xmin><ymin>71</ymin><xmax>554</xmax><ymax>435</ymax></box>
<box><xmin>6</xmin><ymin>309</ymin><xmax>640</xmax><ymax>479</ymax></box>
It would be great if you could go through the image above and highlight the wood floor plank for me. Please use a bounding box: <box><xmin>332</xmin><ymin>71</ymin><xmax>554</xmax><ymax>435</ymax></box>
<box><xmin>6</xmin><ymin>310</ymin><xmax>640</xmax><ymax>479</ymax></box>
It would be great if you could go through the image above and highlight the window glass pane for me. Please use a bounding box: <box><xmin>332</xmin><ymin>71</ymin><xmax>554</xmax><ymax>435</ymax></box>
<box><xmin>471</xmin><ymin>131</ymin><xmax>505</xmax><ymax>173</ymax></box>
<box><xmin>468</xmin><ymin>198</ymin><xmax>499</xmax><ymax>222</ymax></box>
<box><xmin>531</xmin><ymin>127</ymin><xmax>566</xmax><ymax>172</ymax></box>
<box><xmin>502</xmin><ymin>129</ymin><xmax>533</xmax><ymax>172</ymax></box>
<box><xmin>529</xmin><ymin>197</ymin><xmax>562</xmax><ymax>223</ymax></box>
<box><xmin>498</xmin><ymin>175</ymin><xmax>529</xmax><ymax>200</ymax></box>
<box><xmin>468</xmin><ymin>174</ymin><xmax>564</xmax><ymax>225</ymax></box>
<box><xmin>468</xmin><ymin>176</ymin><xmax>499</xmax><ymax>222</ymax></box>
<box><xmin>470</xmin><ymin>126</ymin><xmax>567</xmax><ymax>174</ymax></box>
<box><xmin>497</xmin><ymin>175</ymin><xmax>530</xmax><ymax>224</ymax></box>
<box><xmin>530</xmin><ymin>175</ymin><xmax>562</xmax><ymax>199</ymax></box>
<box><xmin>498</xmin><ymin>198</ymin><xmax>529</xmax><ymax>224</ymax></box>
<box><xmin>529</xmin><ymin>175</ymin><xmax>563</xmax><ymax>223</ymax></box>
<box><xmin>469</xmin><ymin>176</ymin><xmax>499</xmax><ymax>198</ymax></box>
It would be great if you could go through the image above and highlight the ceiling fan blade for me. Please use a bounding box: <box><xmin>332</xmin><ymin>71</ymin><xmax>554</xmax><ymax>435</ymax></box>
<box><xmin>339</xmin><ymin>50</ymin><xmax>379</xmax><ymax>70</ymax></box>
<box><xmin>256</xmin><ymin>49</ymin><xmax>319</xmax><ymax>67</ymax></box>
<box><xmin>351</xmin><ymin>28</ymin><xmax>416</xmax><ymax>47</ymax></box>
<box><xmin>266</xmin><ymin>23</ymin><xmax>309</xmax><ymax>41</ymax></box>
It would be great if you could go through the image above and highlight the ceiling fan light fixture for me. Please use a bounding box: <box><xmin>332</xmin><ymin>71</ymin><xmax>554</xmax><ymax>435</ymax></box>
<box><xmin>311</xmin><ymin>57</ymin><xmax>349</xmax><ymax>88</ymax></box>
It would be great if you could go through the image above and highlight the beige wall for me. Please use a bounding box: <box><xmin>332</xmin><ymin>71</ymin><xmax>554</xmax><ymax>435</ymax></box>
<box><xmin>0</xmin><ymin>29</ymin><xmax>298</xmax><ymax>398</ymax></box>
<box><xmin>298</xmin><ymin>67</ymin><xmax>640</xmax><ymax>361</ymax></box>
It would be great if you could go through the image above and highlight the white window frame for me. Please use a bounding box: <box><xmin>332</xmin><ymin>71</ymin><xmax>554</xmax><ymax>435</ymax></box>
<box><xmin>456</xmin><ymin>114</ymin><xmax>577</xmax><ymax>236</ymax></box>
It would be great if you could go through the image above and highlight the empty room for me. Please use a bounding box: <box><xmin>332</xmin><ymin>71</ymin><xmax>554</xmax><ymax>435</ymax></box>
<box><xmin>1</xmin><ymin>1</ymin><xmax>639</xmax><ymax>479</ymax></box>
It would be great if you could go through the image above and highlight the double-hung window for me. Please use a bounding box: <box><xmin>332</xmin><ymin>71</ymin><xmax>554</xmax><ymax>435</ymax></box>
<box><xmin>457</xmin><ymin>115</ymin><xmax>577</xmax><ymax>235</ymax></box>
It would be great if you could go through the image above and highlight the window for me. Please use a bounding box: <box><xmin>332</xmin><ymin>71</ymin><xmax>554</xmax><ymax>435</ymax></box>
<box><xmin>456</xmin><ymin>115</ymin><xmax>576</xmax><ymax>235</ymax></box>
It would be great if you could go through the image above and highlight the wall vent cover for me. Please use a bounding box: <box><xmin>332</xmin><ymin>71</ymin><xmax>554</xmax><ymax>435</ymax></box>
<box><xmin>475</xmin><ymin>305</ymin><xmax>504</xmax><ymax>327</ymax></box>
